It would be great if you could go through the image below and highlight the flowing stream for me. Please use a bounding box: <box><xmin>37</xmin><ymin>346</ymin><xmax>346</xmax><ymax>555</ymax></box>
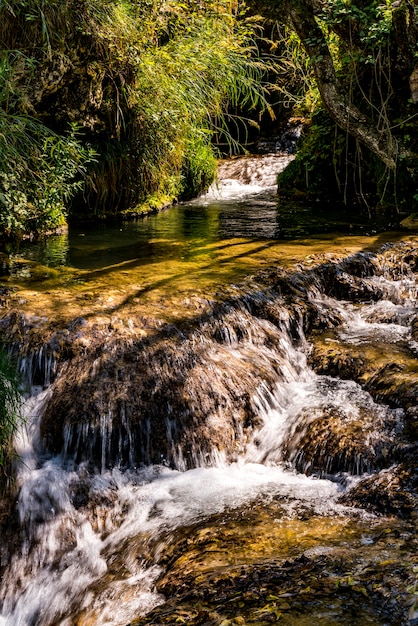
<box><xmin>0</xmin><ymin>155</ymin><xmax>417</xmax><ymax>625</ymax></box>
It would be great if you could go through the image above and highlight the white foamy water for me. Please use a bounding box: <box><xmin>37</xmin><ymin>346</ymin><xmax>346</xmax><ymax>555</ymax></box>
<box><xmin>308</xmin><ymin>277</ymin><xmax>417</xmax><ymax>346</ymax></box>
<box><xmin>338</xmin><ymin>315</ymin><xmax>411</xmax><ymax>345</ymax></box>
<box><xmin>0</xmin><ymin>456</ymin><xmax>343</xmax><ymax>626</ymax></box>
<box><xmin>245</xmin><ymin>375</ymin><xmax>401</xmax><ymax>471</ymax></box>
<box><xmin>199</xmin><ymin>154</ymin><xmax>294</xmax><ymax>201</ymax></box>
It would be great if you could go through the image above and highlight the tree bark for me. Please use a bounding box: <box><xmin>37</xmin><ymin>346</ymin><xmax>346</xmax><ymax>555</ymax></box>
<box><xmin>287</xmin><ymin>0</ymin><xmax>398</xmax><ymax>170</ymax></box>
<box><xmin>250</xmin><ymin>0</ymin><xmax>413</xmax><ymax>170</ymax></box>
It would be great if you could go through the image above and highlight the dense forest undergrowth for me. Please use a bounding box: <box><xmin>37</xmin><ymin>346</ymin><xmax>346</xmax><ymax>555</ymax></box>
<box><xmin>0</xmin><ymin>0</ymin><xmax>271</xmax><ymax>239</ymax></box>
<box><xmin>0</xmin><ymin>0</ymin><xmax>417</xmax><ymax>239</ymax></box>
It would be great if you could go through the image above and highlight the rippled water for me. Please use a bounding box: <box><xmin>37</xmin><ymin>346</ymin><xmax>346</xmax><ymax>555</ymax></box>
<box><xmin>0</xmin><ymin>156</ymin><xmax>417</xmax><ymax>626</ymax></box>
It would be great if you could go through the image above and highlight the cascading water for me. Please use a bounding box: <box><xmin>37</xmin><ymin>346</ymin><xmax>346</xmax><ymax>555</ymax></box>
<box><xmin>0</xmin><ymin>160</ymin><xmax>417</xmax><ymax>625</ymax></box>
<box><xmin>203</xmin><ymin>154</ymin><xmax>295</xmax><ymax>199</ymax></box>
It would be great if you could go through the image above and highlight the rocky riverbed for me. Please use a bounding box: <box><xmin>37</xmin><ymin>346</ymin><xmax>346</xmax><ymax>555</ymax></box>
<box><xmin>0</xmin><ymin>238</ymin><xmax>417</xmax><ymax>625</ymax></box>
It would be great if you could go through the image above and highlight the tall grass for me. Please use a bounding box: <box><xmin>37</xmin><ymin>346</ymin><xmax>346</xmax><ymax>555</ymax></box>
<box><xmin>128</xmin><ymin>3</ymin><xmax>269</xmax><ymax>205</ymax></box>
<box><xmin>0</xmin><ymin>1</ymin><xmax>271</xmax><ymax>225</ymax></box>
<box><xmin>74</xmin><ymin>1</ymin><xmax>271</xmax><ymax>214</ymax></box>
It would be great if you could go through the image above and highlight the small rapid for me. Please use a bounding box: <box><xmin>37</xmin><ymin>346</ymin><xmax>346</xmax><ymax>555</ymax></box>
<box><xmin>201</xmin><ymin>154</ymin><xmax>294</xmax><ymax>200</ymax></box>
<box><xmin>0</xmin><ymin>161</ymin><xmax>417</xmax><ymax>625</ymax></box>
<box><xmin>0</xmin><ymin>456</ymin><xmax>344</xmax><ymax>625</ymax></box>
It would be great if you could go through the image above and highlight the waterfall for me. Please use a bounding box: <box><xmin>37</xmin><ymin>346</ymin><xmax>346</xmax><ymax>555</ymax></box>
<box><xmin>199</xmin><ymin>154</ymin><xmax>294</xmax><ymax>200</ymax></box>
<box><xmin>0</xmin><ymin>235</ymin><xmax>417</xmax><ymax>624</ymax></box>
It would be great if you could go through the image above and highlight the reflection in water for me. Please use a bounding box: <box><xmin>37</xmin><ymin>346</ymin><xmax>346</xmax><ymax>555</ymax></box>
<box><xmin>1</xmin><ymin>154</ymin><xmax>384</xmax><ymax>275</ymax></box>
<box><xmin>5</xmin><ymin>233</ymin><xmax>70</xmax><ymax>269</ymax></box>
<box><xmin>7</xmin><ymin>194</ymin><xmax>373</xmax><ymax>273</ymax></box>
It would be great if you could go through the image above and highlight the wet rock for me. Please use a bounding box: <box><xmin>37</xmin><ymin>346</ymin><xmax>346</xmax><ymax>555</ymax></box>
<box><xmin>341</xmin><ymin>465</ymin><xmax>418</xmax><ymax>517</ymax></box>
<box><xmin>40</xmin><ymin>307</ymin><xmax>298</xmax><ymax>470</ymax></box>
<box><xmin>412</xmin><ymin>316</ymin><xmax>418</xmax><ymax>342</ymax></box>
<box><xmin>309</xmin><ymin>338</ymin><xmax>418</xmax><ymax>410</ymax></box>
<box><xmin>339</xmin><ymin>251</ymin><xmax>379</xmax><ymax>278</ymax></box>
<box><xmin>404</xmin><ymin>406</ymin><xmax>418</xmax><ymax>440</ymax></box>
<box><xmin>315</xmin><ymin>264</ymin><xmax>385</xmax><ymax>301</ymax></box>
<box><xmin>282</xmin><ymin>403</ymin><xmax>400</xmax><ymax>476</ymax></box>
<box><xmin>127</xmin><ymin>516</ymin><xmax>415</xmax><ymax>626</ymax></box>
<box><xmin>365</xmin><ymin>364</ymin><xmax>418</xmax><ymax>409</ymax></box>
<box><xmin>308</xmin><ymin>340</ymin><xmax>366</xmax><ymax>381</ymax></box>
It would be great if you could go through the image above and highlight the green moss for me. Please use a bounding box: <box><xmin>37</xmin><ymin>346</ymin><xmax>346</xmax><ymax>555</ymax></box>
<box><xmin>180</xmin><ymin>136</ymin><xmax>217</xmax><ymax>201</ymax></box>
<box><xmin>121</xmin><ymin>192</ymin><xmax>176</xmax><ymax>218</ymax></box>
<box><xmin>278</xmin><ymin>109</ymin><xmax>344</xmax><ymax>201</ymax></box>
<box><xmin>279</xmin><ymin>107</ymin><xmax>418</xmax><ymax>216</ymax></box>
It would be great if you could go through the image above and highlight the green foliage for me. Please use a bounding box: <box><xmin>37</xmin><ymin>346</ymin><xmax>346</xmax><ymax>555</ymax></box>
<box><xmin>0</xmin><ymin>51</ymin><xmax>96</xmax><ymax>239</ymax></box>
<box><xmin>0</xmin><ymin>0</ymin><xmax>270</xmax><ymax>225</ymax></box>
<box><xmin>0</xmin><ymin>346</ymin><xmax>21</xmax><ymax>490</ymax></box>
<box><xmin>128</xmin><ymin>4</ymin><xmax>267</xmax><ymax>205</ymax></box>
<box><xmin>274</xmin><ymin>0</ymin><xmax>417</xmax><ymax>214</ymax></box>
<box><xmin>0</xmin><ymin>119</ymin><xmax>96</xmax><ymax>238</ymax></box>
<box><xmin>320</xmin><ymin>0</ymin><xmax>393</xmax><ymax>47</ymax></box>
<box><xmin>180</xmin><ymin>134</ymin><xmax>218</xmax><ymax>200</ymax></box>
<box><xmin>268</xmin><ymin>25</ymin><xmax>320</xmax><ymax>115</ymax></box>
<box><xmin>315</xmin><ymin>0</ymin><xmax>394</xmax><ymax>73</ymax></box>
<box><xmin>278</xmin><ymin>109</ymin><xmax>344</xmax><ymax>199</ymax></box>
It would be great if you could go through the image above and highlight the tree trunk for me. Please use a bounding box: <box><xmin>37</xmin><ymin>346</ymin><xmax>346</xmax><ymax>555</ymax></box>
<box><xmin>286</xmin><ymin>0</ymin><xmax>398</xmax><ymax>170</ymax></box>
<box><xmin>250</xmin><ymin>0</ymin><xmax>418</xmax><ymax>170</ymax></box>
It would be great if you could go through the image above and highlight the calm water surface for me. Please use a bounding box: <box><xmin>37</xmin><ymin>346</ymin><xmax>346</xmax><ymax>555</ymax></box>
<box><xmin>0</xmin><ymin>156</ymin><xmax>409</xmax><ymax>323</ymax></box>
<box><xmin>8</xmin><ymin>192</ymin><xmax>384</xmax><ymax>272</ymax></box>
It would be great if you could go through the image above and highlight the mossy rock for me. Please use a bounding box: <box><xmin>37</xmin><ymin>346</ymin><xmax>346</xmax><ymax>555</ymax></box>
<box><xmin>400</xmin><ymin>215</ymin><xmax>418</xmax><ymax>231</ymax></box>
<box><xmin>282</xmin><ymin>403</ymin><xmax>399</xmax><ymax>476</ymax></box>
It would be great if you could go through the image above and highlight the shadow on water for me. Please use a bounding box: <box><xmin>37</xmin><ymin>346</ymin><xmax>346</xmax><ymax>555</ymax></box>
<box><xmin>0</xmin><ymin>187</ymin><xmax>412</xmax><ymax>326</ymax></box>
<box><xmin>0</xmin><ymin>184</ymin><xmax>417</xmax><ymax>625</ymax></box>
<box><xmin>1</xmin><ymin>192</ymin><xmax>399</xmax><ymax>273</ymax></box>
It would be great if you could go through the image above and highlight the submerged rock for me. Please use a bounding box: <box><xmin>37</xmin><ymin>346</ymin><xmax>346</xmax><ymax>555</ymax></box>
<box><xmin>124</xmin><ymin>504</ymin><xmax>417</xmax><ymax>626</ymax></box>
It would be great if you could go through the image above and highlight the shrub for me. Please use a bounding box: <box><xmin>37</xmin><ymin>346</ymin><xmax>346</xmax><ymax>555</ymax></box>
<box><xmin>0</xmin><ymin>52</ymin><xmax>96</xmax><ymax>239</ymax></box>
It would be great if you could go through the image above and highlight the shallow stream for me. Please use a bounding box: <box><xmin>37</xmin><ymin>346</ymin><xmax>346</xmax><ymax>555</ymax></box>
<box><xmin>0</xmin><ymin>155</ymin><xmax>417</xmax><ymax>625</ymax></box>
